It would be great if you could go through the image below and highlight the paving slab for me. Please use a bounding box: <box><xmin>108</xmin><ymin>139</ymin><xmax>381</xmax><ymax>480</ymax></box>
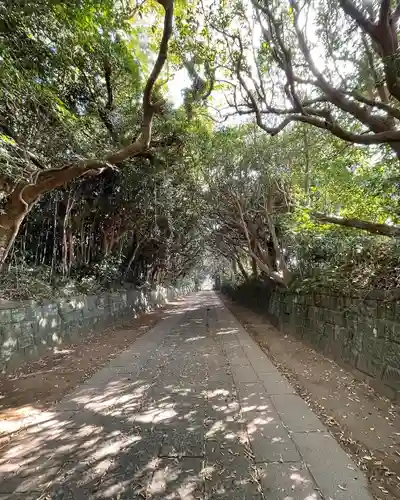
<box><xmin>159</xmin><ymin>424</ymin><xmax>204</xmax><ymax>458</ymax></box>
<box><xmin>147</xmin><ymin>458</ymin><xmax>204</xmax><ymax>499</ymax></box>
<box><xmin>0</xmin><ymin>291</ymin><xmax>373</xmax><ymax>500</ymax></box>
<box><xmin>204</xmin><ymin>440</ymin><xmax>262</xmax><ymax>500</ymax></box>
<box><xmin>292</xmin><ymin>431</ymin><xmax>372</xmax><ymax>500</ymax></box>
<box><xmin>230</xmin><ymin>364</ymin><xmax>259</xmax><ymax>383</ymax></box>
<box><xmin>247</xmin><ymin>411</ymin><xmax>301</xmax><ymax>463</ymax></box>
<box><xmin>259</xmin><ymin>462</ymin><xmax>321</xmax><ymax>500</ymax></box>
<box><xmin>248</xmin><ymin>357</ymin><xmax>278</xmax><ymax>375</ymax></box>
<box><xmin>270</xmin><ymin>394</ymin><xmax>326</xmax><ymax>432</ymax></box>
<box><xmin>257</xmin><ymin>372</ymin><xmax>295</xmax><ymax>395</ymax></box>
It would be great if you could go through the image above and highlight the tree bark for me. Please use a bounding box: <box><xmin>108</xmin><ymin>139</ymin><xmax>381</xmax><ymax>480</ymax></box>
<box><xmin>251</xmin><ymin>255</ymin><xmax>258</xmax><ymax>278</ymax></box>
<box><xmin>303</xmin><ymin>129</ymin><xmax>311</xmax><ymax>205</ymax></box>
<box><xmin>0</xmin><ymin>186</ymin><xmax>33</xmax><ymax>265</ymax></box>
<box><xmin>312</xmin><ymin>212</ymin><xmax>400</xmax><ymax>237</ymax></box>
<box><xmin>236</xmin><ymin>257</ymin><xmax>249</xmax><ymax>281</ymax></box>
<box><xmin>61</xmin><ymin>191</ymin><xmax>74</xmax><ymax>276</ymax></box>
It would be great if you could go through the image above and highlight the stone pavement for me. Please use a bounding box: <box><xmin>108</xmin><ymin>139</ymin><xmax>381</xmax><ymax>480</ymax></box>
<box><xmin>0</xmin><ymin>292</ymin><xmax>373</xmax><ymax>499</ymax></box>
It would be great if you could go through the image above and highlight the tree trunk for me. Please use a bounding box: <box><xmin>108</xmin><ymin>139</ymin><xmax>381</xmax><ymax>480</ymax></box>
<box><xmin>0</xmin><ymin>219</ymin><xmax>22</xmax><ymax>266</ymax></box>
<box><xmin>50</xmin><ymin>196</ymin><xmax>58</xmax><ymax>282</ymax></box>
<box><xmin>312</xmin><ymin>212</ymin><xmax>400</xmax><ymax>237</ymax></box>
<box><xmin>251</xmin><ymin>255</ymin><xmax>258</xmax><ymax>278</ymax></box>
<box><xmin>125</xmin><ymin>237</ymin><xmax>142</xmax><ymax>277</ymax></box>
<box><xmin>265</xmin><ymin>204</ymin><xmax>292</xmax><ymax>283</ymax></box>
<box><xmin>61</xmin><ymin>191</ymin><xmax>74</xmax><ymax>276</ymax></box>
<box><xmin>303</xmin><ymin>128</ymin><xmax>311</xmax><ymax>205</ymax></box>
<box><xmin>236</xmin><ymin>257</ymin><xmax>249</xmax><ymax>281</ymax></box>
<box><xmin>67</xmin><ymin>229</ymin><xmax>73</xmax><ymax>274</ymax></box>
<box><xmin>0</xmin><ymin>186</ymin><xmax>34</xmax><ymax>266</ymax></box>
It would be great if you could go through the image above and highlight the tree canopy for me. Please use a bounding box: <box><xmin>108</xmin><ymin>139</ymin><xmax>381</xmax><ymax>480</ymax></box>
<box><xmin>0</xmin><ymin>0</ymin><xmax>399</xmax><ymax>300</ymax></box>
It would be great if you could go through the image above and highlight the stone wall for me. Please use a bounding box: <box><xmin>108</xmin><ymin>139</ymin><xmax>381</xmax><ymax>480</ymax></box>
<box><xmin>224</xmin><ymin>281</ymin><xmax>400</xmax><ymax>401</ymax></box>
<box><xmin>0</xmin><ymin>286</ymin><xmax>188</xmax><ymax>372</ymax></box>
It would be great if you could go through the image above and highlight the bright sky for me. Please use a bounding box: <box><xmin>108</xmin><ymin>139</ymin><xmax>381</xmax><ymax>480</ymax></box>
<box><xmin>167</xmin><ymin>68</ymin><xmax>189</xmax><ymax>107</ymax></box>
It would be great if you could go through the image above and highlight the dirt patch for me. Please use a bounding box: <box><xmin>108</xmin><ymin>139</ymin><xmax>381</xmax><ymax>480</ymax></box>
<box><xmin>221</xmin><ymin>294</ymin><xmax>400</xmax><ymax>500</ymax></box>
<box><xmin>0</xmin><ymin>299</ymin><xmax>184</xmax><ymax>449</ymax></box>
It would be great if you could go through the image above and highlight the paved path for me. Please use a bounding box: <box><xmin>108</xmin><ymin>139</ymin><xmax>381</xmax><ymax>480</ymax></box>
<box><xmin>0</xmin><ymin>292</ymin><xmax>372</xmax><ymax>499</ymax></box>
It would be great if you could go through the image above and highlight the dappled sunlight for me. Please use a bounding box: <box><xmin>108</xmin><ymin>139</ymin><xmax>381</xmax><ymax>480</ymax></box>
<box><xmin>185</xmin><ymin>336</ymin><xmax>206</xmax><ymax>342</ymax></box>
<box><xmin>215</xmin><ymin>328</ymin><xmax>239</xmax><ymax>336</ymax></box>
<box><xmin>0</xmin><ymin>292</ymin><xmax>364</xmax><ymax>499</ymax></box>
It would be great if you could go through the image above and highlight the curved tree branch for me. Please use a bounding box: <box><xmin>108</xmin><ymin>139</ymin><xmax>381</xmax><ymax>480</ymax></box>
<box><xmin>312</xmin><ymin>212</ymin><xmax>400</xmax><ymax>237</ymax></box>
<box><xmin>0</xmin><ymin>0</ymin><xmax>175</xmax><ymax>264</ymax></box>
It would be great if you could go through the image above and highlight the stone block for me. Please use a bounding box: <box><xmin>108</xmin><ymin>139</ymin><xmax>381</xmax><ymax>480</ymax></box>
<box><xmin>334</xmin><ymin>324</ymin><xmax>346</xmax><ymax>342</ymax></box>
<box><xmin>324</xmin><ymin>322</ymin><xmax>335</xmax><ymax>341</ymax></box>
<box><xmin>0</xmin><ymin>308</ymin><xmax>11</xmax><ymax>324</ymax></box>
<box><xmin>332</xmin><ymin>311</ymin><xmax>346</xmax><ymax>327</ymax></box>
<box><xmin>63</xmin><ymin>309</ymin><xmax>83</xmax><ymax>324</ymax></box>
<box><xmin>0</xmin><ymin>333</ymin><xmax>18</xmax><ymax>365</ymax></box>
<box><xmin>375</xmin><ymin>319</ymin><xmax>393</xmax><ymax>340</ymax></box>
<box><xmin>390</xmin><ymin>322</ymin><xmax>400</xmax><ymax>344</ymax></box>
<box><xmin>358</xmin><ymin>320</ymin><xmax>378</xmax><ymax>341</ymax></box>
<box><xmin>293</xmin><ymin>303</ymin><xmax>303</xmax><ymax>317</ymax></box>
<box><xmin>335</xmin><ymin>295</ymin><xmax>345</xmax><ymax>310</ymax></box>
<box><xmin>316</xmin><ymin>323</ymin><xmax>333</xmax><ymax>352</ymax></box>
<box><xmin>96</xmin><ymin>295</ymin><xmax>108</xmax><ymax>309</ymax></box>
<box><xmin>308</xmin><ymin>306</ymin><xmax>318</xmax><ymax>320</ymax></box>
<box><xmin>357</xmin><ymin>337</ymin><xmax>384</xmax><ymax>377</ymax></box>
<box><xmin>41</xmin><ymin>303</ymin><xmax>59</xmax><ymax>315</ymax></box>
<box><xmin>85</xmin><ymin>295</ymin><xmax>97</xmax><ymax>311</ymax></box>
<box><xmin>320</xmin><ymin>308</ymin><xmax>333</xmax><ymax>324</ymax></box>
<box><xmin>343</xmin><ymin>321</ymin><xmax>360</xmax><ymax>350</ymax></box>
<box><xmin>393</xmin><ymin>301</ymin><xmax>400</xmax><ymax>323</ymax></box>
<box><xmin>82</xmin><ymin>304</ymin><xmax>99</xmax><ymax>319</ymax></box>
<box><xmin>363</xmin><ymin>298</ymin><xmax>378</xmax><ymax>318</ymax></box>
<box><xmin>18</xmin><ymin>326</ymin><xmax>36</xmax><ymax>349</ymax></box>
<box><xmin>21</xmin><ymin>319</ymin><xmax>37</xmax><ymax>333</ymax></box>
<box><xmin>342</xmin><ymin>344</ymin><xmax>358</xmax><ymax>368</ymax></box>
<box><xmin>344</xmin><ymin>310</ymin><xmax>358</xmax><ymax>325</ymax></box>
<box><xmin>346</xmin><ymin>298</ymin><xmax>360</xmax><ymax>315</ymax></box>
<box><xmin>10</xmin><ymin>308</ymin><xmax>28</xmax><ymax>323</ymax></box>
<box><xmin>325</xmin><ymin>335</ymin><xmax>344</xmax><ymax>359</ymax></box>
<box><xmin>320</xmin><ymin>294</ymin><xmax>333</xmax><ymax>310</ymax></box>
<box><xmin>315</xmin><ymin>332</ymin><xmax>328</xmax><ymax>352</ymax></box>
<box><xmin>283</xmin><ymin>300</ymin><xmax>292</xmax><ymax>314</ymax></box>
<box><xmin>383</xmin><ymin>341</ymin><xmax>400</xmax><ymax>370</ymax></box>
<box><xmin>313</xmin><ymin>293</ymin><xmax>322</xmax><ymax>307</ymax></box>
<box><xmin>5</xmin><ymin>322</ymin><xmax>22</xmax><ymax>338</ymax></box>
<box><xmin>302</xmin><ymin>327</ymin><xmax>315</xmax><ymax>343</ymax></box>
<box><xmin>381</xmin><ymin>365</ymin><xmax>400</xmax><ymax>390</ymax></box>
<box><xmin>47</xmin><ymin>315</ymin><xmax>62</xmax><ymax>332</ymax></box>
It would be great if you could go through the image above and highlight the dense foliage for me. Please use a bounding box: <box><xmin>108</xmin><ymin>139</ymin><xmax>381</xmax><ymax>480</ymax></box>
<box><xmin>0</xmin><ymin>0</ymin><xmax>399</xmax><ymax>300</ymax></box>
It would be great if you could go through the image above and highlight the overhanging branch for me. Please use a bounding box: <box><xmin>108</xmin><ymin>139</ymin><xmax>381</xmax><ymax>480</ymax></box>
<box><xmin>6</xmin><ymin>0</ymin><xmax>175</xmax><ymax>207</ymax></box>
<box><xmin>312</xmin><ymin>212</ymin><xmax>400</xmax><ymax>237</ymax></box>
